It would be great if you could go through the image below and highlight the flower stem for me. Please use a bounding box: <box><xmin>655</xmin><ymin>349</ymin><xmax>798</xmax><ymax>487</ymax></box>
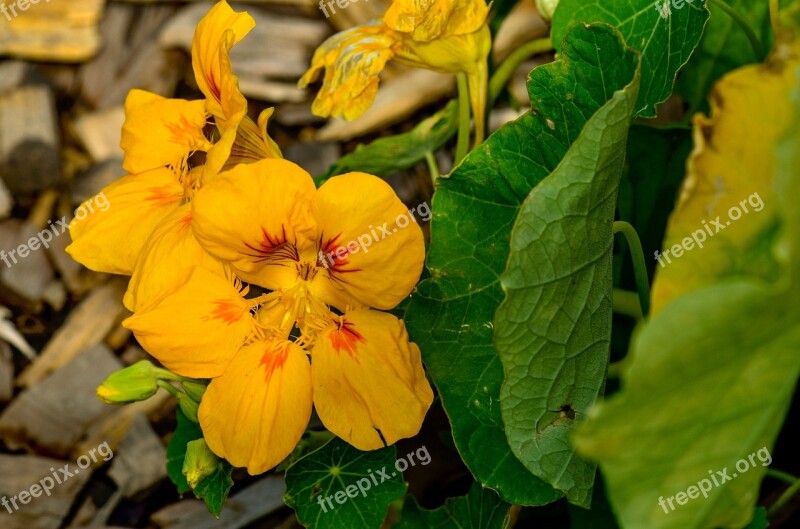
<box><xmin>768</xmin><ymin>475</ymin><xmax>800</xmax><ymax>517</ymax></box>
<box><xmin>767</xmin><ymin>469</ymin><xmax>799</xmax><ymax>485</ymax></box>
<box><xmin>455</xmin><ymin>71</ymin><xmax>471</xmax><ymax>165</ymax></box>
<box><xmin>156</xmin><ymin>380</ymin><xmax>181</xmax><ymax>398</ymax></box>
<box><xmin>425</xmin><ymin>151</ymin><xmax>440</xmax><ymax>183</ymax></box>
<box><xmin>770</xmin><ymin>0</ymin><xmax>780</xmax><ymax>39</ymax></box>
<box><xmin>489</xmin><ymin>37</ymin><xmax>554</xmax><ymax>104</ymax></box>
<box><xmin>613</xmin><ymin>221</ymin><xmax>651</xmax><ymax>318</ymax></box>
<box><xmin>708</xmin><ymin>0</ymin><xmax>765</xmax><ymax>59</ymax></box>
<box><xmin>612</xmin><ymin>289</ymin><xmax>643</xmax><ymax>320</ymax></box>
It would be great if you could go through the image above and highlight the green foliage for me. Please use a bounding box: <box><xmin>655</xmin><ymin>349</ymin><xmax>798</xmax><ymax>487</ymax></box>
<box><xmin>284</xmin><ymin>437</ymin><xmax>407</xmax><ymax>529</ymax></box>
<box><xmin>552</xmin><ymin>0</ymin><xmax>708</xmax><ymax>117</ymax></box>
<box><xmin>396</xmin><ymin>483</ymin><xmax>511</xmax><ymax>528</ymax></box>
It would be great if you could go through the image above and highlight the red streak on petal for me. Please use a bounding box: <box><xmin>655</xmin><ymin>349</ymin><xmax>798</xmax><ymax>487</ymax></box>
<box><xmin>209</xmin><ymin>300</ymin><xmax>243</xmax><ymax>324</ymax></box>
<box><xmin>328</xmin><ymin>320</ymin><xmax>365</xmax><ymax>359</ymax></box>
<box><xmin>243</xmin><ymin>224</ymin><xmax>298</xmax><ymax>264</ymax></box>
<box><xmin>260</xmin><ymin>343</ymin><xmax>289</xmax><ymax>383</ymax></box>
<box><xmin>207</xmin><ymin>73</ymin><xmax>221</xmax><ymax>102</ymax></box>
<box><xmin>180</xmin><ymin>210</ymin><xmax>193</xmax><ymax>231</ymax></box>
<box><xmin>146</xmin><ymin>185</ymin><xmax>182</xmax><ymax>207</ymax></box>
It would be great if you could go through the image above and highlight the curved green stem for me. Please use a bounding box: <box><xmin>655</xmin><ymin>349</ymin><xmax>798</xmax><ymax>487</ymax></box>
<box><xmin>613</xmin><ymin>221</ymin><xmax>651</xmax><ymax>318</ymax></box>
<box><xmin>708</xmin><ymin>0</ymin><xmax>765</xmax><ymax>59</ymax></box>
<box><xmin>612</xmin><ymin>288</ymin><xmax>644</xmax><ymax>320</ymax></box>
<box><xmin>425</xmin><ymin>151</ymin><xmax>440</xmax><ymax>183</ymax></box>
<box><xmin>455</xmin><ymin>72</ymin><xmax>471</xmax><ymax>165</ymax></box>
<box><xmin>156</xmin><ymin>380</ymin><xmax>180</xmax><ymax>398</ymax></box>
<box><xmin>768</xmin><ymin>475</ymin><xmax>800</xmax><ymax>517</ymax></box>
<box><xmin>767</xmin><ymin>469</ymin><xmax>799</xmax><ymax>485</ymax></box>
<box><xmin>489</xmin><ymin>37</ymin><xmax>554</xmax><ymax>104</ymax></box>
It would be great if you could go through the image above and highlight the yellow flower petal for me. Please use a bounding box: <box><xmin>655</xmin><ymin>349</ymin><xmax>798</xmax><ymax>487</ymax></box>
<box><xmin>198</xmin><ymin>339</ymin><xmax>312</xmax><ymax>474</ymax></box>
<box><xmin>299</xmin><ymin>21</ymin><xmax>398</xmax><ymax>120</ymax></box>
<box><xmin>66</xmin><ymin>168</ymin><xmax>183</xmax><ymax>275</ymax></box>
<box><xmin>311</xmin><ymin>172</ymin><xmax>425</xmax><ymax>310</ymax></box>
<box><xmin>192</xmin><ymin>0</ymin><xmax>254</xmax><ymax>123</ymax></box>
<box><xmin>394</xmin><ymin>23</ymin><xmax>490</xmax><ymax>74</ymax></box>
<box><xmin>124</xmin><ymin>204</ymin><xmax>226</xmax><ymax>312</ymax></box>
<box><xmin>384</xmin><ymin>0</ymin><xmax>489</xmax><ymax>41</ymax></box>
<box><xmin>120</xmin><ymin>90</ymin><xmax>211</xmax><ymax>175</ymax></box>
<box><xmin>191</xmin><ymin>159</ymin><xmax>317</xmax><ymax>289</ymax></box>
<box><xmin>123</xmin><ymin>266</ymin><xmax>253</xmax><ymax>378</ymax></box>
<box><xmin>311</xmin><ymin>310</ymin><xmax>433</xmax><ymax>450</ymax></box>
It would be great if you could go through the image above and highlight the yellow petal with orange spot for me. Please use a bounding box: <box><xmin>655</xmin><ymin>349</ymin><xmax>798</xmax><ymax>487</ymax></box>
<box><xmin>310</xmin><ymin>172</ymin><xmax>425</xmax><ymax>310</ymax></box>
<box><xmin>192</xmin><ymin>159</ymin><xmax>317</xmax><ymax>289</ymax></box>
<box><xmin>66</xmin><ymin>168</ymin><xmax>183</xmax><ymax>275</ymax></box>
<box><xmin>192</xmin><ymin>0</ymin><xmax>254</xmax><ymax>123</ymax></box>
<box><xmin>123</xmin><ymin>267</ymin><xmax>253</xmax><ymax>378</ymax></box>
<box><xmin>124</xmin><ymin>204</ymin><xmax>226</xmax><ymax>312</ymax></box>
<box><xmin>384</xmin><ymin>0</ymin><xmax>489</xmax><ymax>41</ymax></box>
<box><xmin>299</xmin><ymin>21</ymin><xmax>398</xmax><ymax>121</ymax></box>
<box><xmin>199</xmin><ymin>339</ymin><xmax>312</xmax><ymax>475</ymax></box>
<box><xmin>121</xmin><ymin>90</ymin><xmax>210</xmax><ymax>175</ymax></box>
<box><xmin>311</xmin><ymin>310</ymin><xmax>433</xmax><ymax>450</ymax></box>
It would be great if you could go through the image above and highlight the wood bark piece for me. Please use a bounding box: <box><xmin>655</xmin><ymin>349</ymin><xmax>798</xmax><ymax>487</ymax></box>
<box><xmin>0</xmin><ymin>344</ymin><xmax>122</xmax><ymax>457</ymax></box>
<box><xmin>0</xmin><ymin>220</ymin><xmax>56</xmax><ymax>304</ymax></box>
<box><xmin>108</xmin><ymin>413</ymin><xmax>167</xmax><ymax>497</ymax></box>
<box><xmin>73</xmin><ymin>107</ymin><xmax>125</xmax><ymax>163</ymax></box>
<box><xmin>0</xmin><ymin>453</ymin><xmax>92</xmax><ymax>529</ymax></box>
<box><xmin>152</xmin><ymin>476</ymin><xmax>286</xmax><ymax>529</ymax></box>
<box><xmin>0</xmin><ymin>341</ymin><xmax>12</xmax><ymax>403</ymax></box>
<box><xmin>0</xmin><ymin>0</ymin><xmax>104</xmax><ymax>62</ymax></box>
<box><xmin>18</xmin><ymin>278</ymin><xmax>128</xmax><ymax>387</ymax></box>
<box><xmin>0</xmin><ymin>86</ymin><xmax>61</xmax><ymax>195</ymax></box>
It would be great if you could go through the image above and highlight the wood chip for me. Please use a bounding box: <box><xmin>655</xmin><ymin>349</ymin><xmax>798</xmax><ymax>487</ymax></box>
<box><xmin>73</xmin><ymin>107</ymin><xmax>125</xmax><ymax>163</ymax></box>
<box><xmin>152</xmin><ymin>476</ymin><xmax>286</xmax><ymax>529</ymax></box>
<box><xmin>108</xmin><ymin>413</ymin><xmax>167</xmax><ymax>497</ymax></box>
<box><xmin>0</xmin><ymin>453</ymin><xmax>93</xmax><ymax>529</ymax></box>
<box><xmin>0</xmin><ymin>220</ymin><xmax>56</xmax><ymax>304</ymax></box>
<box><xmin>18</xmin><ymin>278</ymin><xmax>128</xmax><ymax>387</ymax></box>
<box><xmin>0</xmin><ymin>344</ymin><xmax>122</xmax><ymax>457</ymax></box>
<box><xmin>0</xmin><ymin>341</ymin><xmax>12</xmax><ymax>403</ymax></box>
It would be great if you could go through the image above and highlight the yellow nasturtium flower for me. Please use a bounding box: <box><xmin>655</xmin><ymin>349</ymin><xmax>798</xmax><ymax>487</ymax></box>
<box><xmin>299</xmin><ymin>0</ymin><xmax>490</xmax><ymax>137</ymax></box>
<box><xmin>67</xmin><ymin>0</ymin><xmax>279</xmax><ymax>277</ymax></box>
<box><xmin>123</xmin><ymin>158</ymin><xmax>433</xmax><ymax>474</ymax></box>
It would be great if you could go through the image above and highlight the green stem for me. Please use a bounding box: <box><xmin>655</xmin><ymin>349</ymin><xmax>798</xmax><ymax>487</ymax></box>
<box><xmin>613</xmin><ymin>221</ymin><xmax>651</xmax><ymax>317</ymax></box>
<box><xmin>156</xmin><ymin>380</ymin><xmax>181</xmax><ymax>398</ymax></box>
<box><xmin>709</xmin><ymin>0</ymin><xmax>765</xmax><ymax>59</ymax></box>
<box><xmin>455</xmin><ymin>71</ymin><xmax>471</xmax><ymax>165</ymax></box>
<box><xmin>770</xmin><ymin>0</ymin><xmax>780</xmax><ymax>40</ymax></box>
<box><xmin>767</xmin><ymin>469</ymin><xmax>799</xmax><ymax>485</ymax></box>
<box><xmin>425</xmin><ymin>151</ymin><xmax>440</xmax><ymax>183</ymax></box>
<box><xmin>612</xmin><ymin>289</ymin><xmax>643</xmax><ymax>320</ymax></box>
<box><xmin>768</xmin><ymin>475</ymin><xmax>800</xmax><ymax>517</ymax></box>
<box><xmin>489</xmin><ymin>37</ymin><xmax>554</xmax><ymax>104</ymax></box>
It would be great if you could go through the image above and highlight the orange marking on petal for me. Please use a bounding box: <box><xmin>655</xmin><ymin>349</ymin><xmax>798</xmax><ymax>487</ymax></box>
<box><xmin>207</xmin><ymin>73</ymin><xmax>222</xmax><ymax>102</ymax></box>
<box><xmin>208</xmin><ymin>300</ymin><xmax>243</xmax><ymax>324</ymax></box>
<box><xmin>180</xmin><ymin>210</ymin><xmax>193</xmax><ymax>231</ymax></box>
<box><xmin>146</xmin><ymin>185</ymin><xmax>182</xmax><ymax>207</ymax></box>
<box><xmin>164</xmin><ymin>116</ymin><xmax>203</xmax><ymax>148</ymax></box>
<box><xmin>260</xmin><ymin>343</ymin><xmax>289</xmax><ymax>383</ymax></box>
<box><xmin>328</xmin><ymin>319</ymin><xmax>365</xmax><ymax>358</ymax></box>
<box><xmin>243</xmin><ymin>225</ymin><xmax>299</xmax><ymax>264</ymax></box>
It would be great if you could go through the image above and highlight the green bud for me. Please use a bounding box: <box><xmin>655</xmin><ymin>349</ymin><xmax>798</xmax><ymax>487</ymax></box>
<box><xmin>535</xmin><ymin>0</ymin><xmax>559</xmax><ymax>21</ymax></box>
<box><xmin>96</xmin><ymin>361</ymin><xmax>160</xmax><ymax>404</ymax></box>
<box><xmin>177</xmin><ymin>392</ymin><xmax>200</xmax><ymax>423</ymax></box>
<box><xmin>183</xmin><ymin>439</ymin><xmax>219</xmax><ymax>489</ymax></box>
<box><xmin>181</xmin><ymin>381</ymin><xmax>207</xmax><ymax>403</ymax></box>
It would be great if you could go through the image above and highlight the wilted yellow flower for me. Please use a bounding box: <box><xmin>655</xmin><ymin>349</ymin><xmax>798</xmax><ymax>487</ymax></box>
<box><xmin>123</xmin><ymin>158</ymin><xmax>433</xmax><ymax>475</ymax></box>
<box><xmin>299</xmin><ymin>0</ymin><xmax>490</xmax><ymax>138</ymax></box>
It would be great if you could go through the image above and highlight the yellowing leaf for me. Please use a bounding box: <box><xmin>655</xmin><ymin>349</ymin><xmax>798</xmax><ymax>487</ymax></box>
<box><xmin>650</xmin><ymin>41</ymin><xmax>800</xmax><ymax>313</ymax></box>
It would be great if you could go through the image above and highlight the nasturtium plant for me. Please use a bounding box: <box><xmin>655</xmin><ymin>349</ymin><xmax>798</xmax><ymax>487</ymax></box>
<box><xmin>75</xmin><ymin>0</ymin><xmax>800</xmax><ymax>527</ymax></box>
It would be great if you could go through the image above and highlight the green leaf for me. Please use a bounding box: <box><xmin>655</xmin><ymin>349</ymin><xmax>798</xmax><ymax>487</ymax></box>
<box><xmin>192</xmin><ymin>457</ymin><xmax>234</xmax><ymax>518</ymax></box>
<box><xmin>405</xmin><ymin>22</ymin><xmax>639</xmax><ymax>505</ymax></box>
<box><xmin>395</xmin><ymin>483</ymin><xmax>511</xmax><ymax>529</ymax></box>
<box><xmin>552</xmin><ymin>0</ymin><xmax>709</xmax><ymax>117</ymax></box>
<box><xmin>494</xmin><ymin>35</ymin><xmax>640</xmax><ymax>507</ymax></box>
<box><xmin>744</xmin><ymin>507</ymin><xmax>769</xmax><ymax>529</ymax></box>
<box><xmin>317</xmin><ymin>102</ymin><xmax>457</xmax><ymax>184</ymax></box>
<box><xmin>166</xmin><ymin>408</ymin><xmax>203</xmax><ymax>495</ymax></box>
<box><xmin>284</xmin><ymin>437</ymin><xmax>407</xmax><ymax>529</ymax></box>
<box><xmin>677</xmin><ymin>0</ymin><xmax>773</xmax><ymax>111</ymax></box>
